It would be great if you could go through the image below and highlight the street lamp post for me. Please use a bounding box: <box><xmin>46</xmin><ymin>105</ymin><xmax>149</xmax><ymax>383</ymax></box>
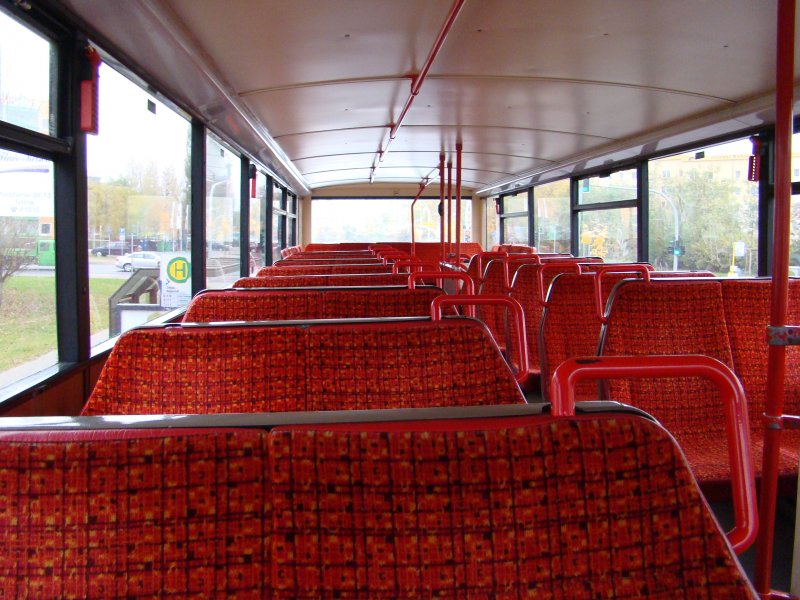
<box><xmin>650</xmin><ymin>188</ymin><xmax>681</xmax><ymax>270</ymax></box>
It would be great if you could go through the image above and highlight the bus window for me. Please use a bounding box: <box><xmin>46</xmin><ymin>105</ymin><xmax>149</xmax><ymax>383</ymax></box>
<box><xmin>0</xmin><ymin>10</ymin><xmax>55</xmax><ymax>136</ymax></box>
<box><xmin>0</xmin><ymin>148</ymin><xmax>56</xmax><ymax>389</ymax></box>
<box><xmin>576</xmin><ymin>169</ymin><xmax>638</xmax><ymax>261</ymax></box>
<box><xmin>86</xmin><ymin>63</ymin><xmax>192</xmax><ymax>345</ymax></box>
<box><xmin>534</xmin><ymin>179</ymin><xmax>570</xmax><ymax>254</ymax></box>
<box><xmin>206</xmin><ymin>134</ymin><xmax>241</xmax><ymax>288</ymax></box>
<box><xmin>649</xmin><ymin>139</ymin><xmax>758</xmax><ymax>275</ymax></box>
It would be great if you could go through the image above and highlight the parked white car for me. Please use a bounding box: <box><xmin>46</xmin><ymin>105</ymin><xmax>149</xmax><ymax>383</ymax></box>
<box><xmin>115</xmin><ymin>251</ymin><xmax>161</xmax><ymax>272</ymax></box>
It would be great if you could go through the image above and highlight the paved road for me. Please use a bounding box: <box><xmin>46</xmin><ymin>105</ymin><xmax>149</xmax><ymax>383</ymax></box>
<box><xmin>17</xmin><ymin>257</ymin><xmax>132</xmax><ymax>279</ymax></box>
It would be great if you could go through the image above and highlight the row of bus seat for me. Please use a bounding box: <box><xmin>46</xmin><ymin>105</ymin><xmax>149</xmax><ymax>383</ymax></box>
<box><xmin>10</xmin><ymin>246</ymin><xmax>761</xmax><ymax>594</ymax></box>
<box><xmin>183</xmin><ymin>286</ymin><xmax>446</xmax><ymax>322</ymax></box>
<box><xmin>256</xmin><ymin>263</ymin><xmax>391</xmax><ymax>276</ymax></box>
<box><xmin>234</xmin><ymin>272</ymin><xmax>411</xmax><ymax>287</ymax></box>
<box><xmin>0</xmin><ymin>406</ymin><xmax>757</xmax><ymax>597</ymax></box>
<box><xmin>81</xmin><ymin>318</ymin><xmax>525</xmax><ymax>416</ymax></box>
<box><xmin>448</xmin><ymin>252</ymin><xmax>798</xmax><ymax>493</ymax></box>
<box><xmin>536</xmin><ymin>272</ymin><xmax>799</xmax><ymax>488</ymax></box>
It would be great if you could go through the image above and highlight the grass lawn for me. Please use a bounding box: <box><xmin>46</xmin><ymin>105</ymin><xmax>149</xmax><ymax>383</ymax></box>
<box><xmin>0</xmin><ymin>275</ymin><xmax>122</xmax><ymax>373</ymax></box>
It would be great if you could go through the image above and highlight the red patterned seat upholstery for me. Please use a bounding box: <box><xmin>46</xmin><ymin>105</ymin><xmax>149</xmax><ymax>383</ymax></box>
<box><xmin>84</xmin><ymin>325</ymin><xmax>307</xmax><ymax>415</ymax></box>
<box><xmin>83</xmin><ymin>319</ymin><xmax>525</xmax><ymax>415</ymax></box>
<box><xmin>256</xmin><ymin>263</ymin><xmax>390</xmax><ymax>276</ymax></box>
<box><xmin>268</xmin><ymin>414</ymin><xmax>756</xmax><ymax>598</ymax></box>
<box><xmin>476</xmin><ymin>258</ymin><xmax>509</xmax><ymax>350</ymax></box>
<box><xmin>721</xmin><ymin>278</ymin><xmax>800</xmax><ymax>479</ymax></box>
<box><xmin>233</xmin><ymin>273</ymin><xmax>410</xmax><ymax>287</ymax></box>
<box><xmin>539</xmin><ymin>273</ymin><xmax>608</xmax><ymax>402</ymax></box>
<box><xmin>183</xmin><ymin>287</ymin><xmax>445</xmax><ymax>322</ymax></box>
<box><xmin>0</xmin><ymin>428</ymin><xmax>270</xmax><ymax>598</ymax></box>
<box><xmin>507</xmin><ymin>264</ymin><xmax>574</xmax><ymax>383</ymax></box>
<box><xmin>599</xmin><ymin>279</ymin><xmax>736</xmax><ymax>483</ymax></box>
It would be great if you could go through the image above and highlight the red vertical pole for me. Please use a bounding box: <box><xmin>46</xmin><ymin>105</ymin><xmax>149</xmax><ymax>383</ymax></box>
<box><xmin>410</xmin><ymin>182</ymin><xmax>426</xmax><ymax>258</ymax></box>
<box><xmin>456</xmin><ymin>142</ymin><xmax>463</xmax><ymax>264</ymax></box>
<box><xmin>754</xmin><ymin>0</ymin><xmax>795</xmax><ymax>594</ymax></box>
<box><xmin>447</xmin><ymin>160</ymin><xmax>453</xmax><ymax>260</ymax></box>
<box><xmin>439</xmin><ymin>153</ymin><xmax>445</xmax><ymax>262</ymax></box>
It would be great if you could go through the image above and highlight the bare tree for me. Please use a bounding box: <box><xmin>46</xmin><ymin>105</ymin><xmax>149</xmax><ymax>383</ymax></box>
<box><xmin>0</xmin><ymin>217</ymin><xmax>38</xmax><ymax>308</ymax></box>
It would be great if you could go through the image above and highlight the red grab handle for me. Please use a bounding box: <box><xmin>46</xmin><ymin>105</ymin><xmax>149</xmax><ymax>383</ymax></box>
<box><xmin>431</xmin><ymin>294</ymin><xmax>529</xmax><ymax>385</ymax></box>
<box><xmin>550</xmin><ymin>354</ymin><xmax>757</xmax><ymax>554</ymax></box>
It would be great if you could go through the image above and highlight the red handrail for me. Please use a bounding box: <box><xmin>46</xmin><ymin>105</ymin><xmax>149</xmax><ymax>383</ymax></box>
<box><xmin>455</xmin><ymin>142</ymin><xmax>462</xmax><ymax>266</ymax></box>
<box><xmin>408</xmin><ymin>271</ymin><xmax>474</xmax><ymax>295</ymax></box>
<box><xmin>502</xmin><ymin>254</ymin><xmax>541</xmax><ymax>289</ymax></box>
<box><xmin>447</xmin><ymin>160</ymin><xmax>453</xmax><ymax>260</ymax></box>
<box><xmin>393</xmin><ymin>260</ymin><xmax>441</xmax><ymax>274</ymax></box>
<box><xmin>439</xmin><ymin>153</ymin><xmax>445</xmax><ymax>262</ymax></box>
<box><xmin>755</xmin><ymin>0</ymin><xmax>796</xmax><ymax>594</ymax></box>
<box><xmin>591</xmin><ymin>264</ymin><xmax>651</xmax><ymax>322</ymax></box>
<box><xmin>373</xmin><ymin>0</ymin><xmax>466</xmax><ymax>172</ymax></box>
<box><xmin>550</xmin><ymin>354</ymin><xmax>757</xmax><ymax>555</ymax></box>
<box><xmin>431</xmin><ymin>294</ymin><xmax>529</xmax><ymax>385</ymax></box>
<box><xmin>410</xmin><ymin>181</ymin><xmax>428</xmax><ymax>257</ymax></box>
<box><xmin>529</xmin><ymin>261</ymin><xmax>583</xmax><ymax>306</ymax></box>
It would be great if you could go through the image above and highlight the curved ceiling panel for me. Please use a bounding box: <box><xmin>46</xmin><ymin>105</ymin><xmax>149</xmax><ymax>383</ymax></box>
<box><xmin>56</xmin><ymin>0</ymin><xmax>798</xmax><ymax>194</ymax></box>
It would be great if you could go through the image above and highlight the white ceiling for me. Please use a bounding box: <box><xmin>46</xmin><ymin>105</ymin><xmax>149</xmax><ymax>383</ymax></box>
<box><xmin>57</xmin><ymin>0</ymin><xmax>797</xmax><ymax>195</ymax></box>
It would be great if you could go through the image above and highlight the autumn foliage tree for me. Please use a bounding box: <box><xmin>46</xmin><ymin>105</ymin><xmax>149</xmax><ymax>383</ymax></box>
<box><xmin>0</xmin><ymin>217</ymin><xmax>38</xmax><ymax>308</ymax></box>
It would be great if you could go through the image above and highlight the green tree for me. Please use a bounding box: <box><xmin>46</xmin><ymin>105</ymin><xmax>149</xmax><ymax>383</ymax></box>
<box><xmin>0</xmin><ymin>217</ymin><xmax>37</xmax><ymax>308</ymax></box>
<box><xmin>650</xmin><ymin>168</ymin><xmax>755</xmax><ymax>273</ymax></box>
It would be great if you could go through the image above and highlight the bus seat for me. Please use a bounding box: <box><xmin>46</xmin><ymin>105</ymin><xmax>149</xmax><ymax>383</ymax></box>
<box><xmin>538</xmin><ymin>268</ymin><xmax>671</xmax><ymax>401</ymax></box>
<box><xmin>0</xmin><ymin>428</ymin><xmax>270</xmax><ymax>598</ymax></box>
<box><xmin>233</xmin><ymin>273</ymin><xmax>410</xmax><ymax>288</ymax></box>
<box><xmin>182</xmin><ymin>287</ymin><xmax>446</xmax><ymax>323</ymax></box>
<box><xmin>256</xmin><ymin>263</ymin><xmax>390</xmax><ymax>276</ymax></box>
<box><xmin>82</xmin><ymin>318</ymin><xmax>525</xmax><ymax>416</ymax></box>
<box><xmin>267</xmin><ymin>412</ymin><xmax>756</xmax><ymax>598</ymax></box>
<box><xmin>721</xmin><ymin>278</ymin><xmax>800</xmax><ymax>482</ymax></box>
<box><xmin>599</xmin><ymin>279</ymin><xmax>737</xmax><ymax>484</ymax></box>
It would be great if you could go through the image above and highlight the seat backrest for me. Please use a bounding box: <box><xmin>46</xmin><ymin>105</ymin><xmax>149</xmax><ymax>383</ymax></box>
<box><xmin>508</xmin><ymin>263</ymin><xmax>588</xmax><ymax>380</ymax></box>
<box><xmin>720</xmin><ymin>278</ymin><xmax>800</xmax><ymax>425</ymax></box>
<box><xmin>85</xmin><ymin>324</ymin><xmax>308</xmax><ymax>415</ymax></box>
<box><xmin>256</xmin><ymin>263</ymin><xmax>390</xmax><ymax>276</ymax></box>
<box><xmin>539</xmin><ymin>273</ymin><xmax>612</xmax><ymax>401</ymax></box>
<box><xmin>183</xmin><ymin>287</ymin><xmax>444</xmax><ymax>322</ymax></box>
<box><xmin>84</xmin><ymin>318</ymin><xmax>525</xmax><ymax>415</ymax></box>
<box><xmin>184</xmin><ymin>289</ymin><xmax>322</xmax><ymax>322</ymax></box>
<box><xmin>476</xmin><ymin>258</ymin><xmax>510</xmax><ymax>347</ymax></box>
<box><xmin>539</xmin><ymin>269</ymin><xmax>662</xmax><ymax>401</ymax></box>
<box><xmin>267</xmin><ymin>413</ymin><xmax>756</xmax><ymax>598</ymax></box>
<box><xmin>302</xmin><ymin>319</ymin><xmax>524</xmax><ymax>410</ymax></box>
<box><xmin>233</xmin><ymin>273</ymin><xmax>410</xmax><ymax>287</ymax></box>
<box><xmin>0</xmin><ymin>428</ymin><xmax>271</xmax><ymax>598</ymax></box>
<box><xmin>599</xmin><ymin>279</ymin><xmax>734</xmax><ymax>480</ymax></box>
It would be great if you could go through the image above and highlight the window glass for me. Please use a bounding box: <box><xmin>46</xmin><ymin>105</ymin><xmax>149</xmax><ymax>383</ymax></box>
<box><xmin>448</xmin><ymin>199</ymin><xmax>473</xmax><ymax>242</ymax></box>
<box><xmin>578</xmin><ymin>207</ymin><xmax>637</xmax><ymax>262</ymax></box>
<box><xmin>288</xmin><ymin>216</ymin><xmax>297</xmax><ymax>246</ymax></box>
<box><xmin>206</xmin><ymin>135</ymin><xmax>241</xmax><ymax>288</ymax></box>
<box><xmin>249</xmin><ymin>171</ymin><xmax>266</xmax><ymax>275</ymax></box>
<box><xmin>649</xmin><ymin>138</ymin><xmax>758</xmax><ymax>274</ymax></box>
<box><xmin>0</xmin><ymin>149</ymin><xmax>56</xmax><ymax>388</ymax></box>
<box><xmin>486</xmin><ymin>198</ymin><xmax>500</xmax><ymax>248</ymax></box>
<box><xmin>272</xmin><ymin>210</ymin><xmax>284</xmax><ymax>262</ymax></box>
<box><xmin>502</xmin><ymin>216</ymin><xmax>528</xmax><ymax>244</ymax></box>
<box><xmin>790</xmin><ymin>132</ymin><xmax>800</xmax><ymax>277</ymax></box>
<box><xmin>87</xmin><ymin>64</ymin><xmax>191</xmax><ymax>345</ymax></box>
<box><xmin>534</xmin><ymin>179</ymin><xmax>571</xmax><ymax>253</ymax></box>
<box><xmin>502</xmin><ymin>191</ymin><xmax>527</xmax><ymax>213</ymax></box>
<box><xmin>311</xmin><ymin>198</ymin><xmax>471</xmax><ymax>243</ymax></box>
<box><xmin>578</xmin><ymin>169</ymin><xmax>637</xmax><ymax>205</ymax></box>
<box><xmin>275</xmin><ymin>183</ymin><xmax>286</xmax><ymax>211</ymax></box>
<box><xmin>0</xmin><ymin>11</ymin><xmax>55</xmax><ymax>135</ymax></box>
